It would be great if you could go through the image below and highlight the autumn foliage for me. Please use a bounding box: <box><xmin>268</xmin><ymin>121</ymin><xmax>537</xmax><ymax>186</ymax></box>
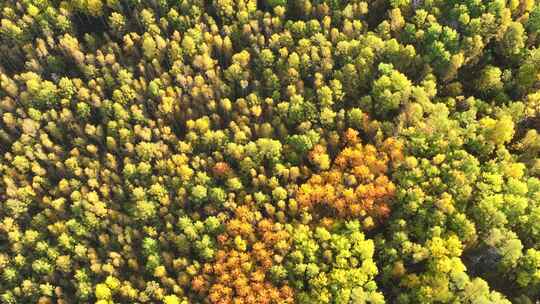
<box><xmin>199</xmin><ymin>205</ymin><xmax>293</xmax><ymax>304</ymax></box>
<box><xmin>1</xmin><ymin>0</ymin><xmax>540</xmax><ymax>303</ymax></box>
<box><xmin>297</xmin><ymin>131</ymin><xmax>403</xmax><ymax>224</ymax></box>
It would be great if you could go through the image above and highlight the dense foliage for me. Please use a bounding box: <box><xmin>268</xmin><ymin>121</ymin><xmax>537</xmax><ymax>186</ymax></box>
<box><xmin>1</xmin><ymin>0</ymin><xmax>540</xmax><ymax>303</ymax></box>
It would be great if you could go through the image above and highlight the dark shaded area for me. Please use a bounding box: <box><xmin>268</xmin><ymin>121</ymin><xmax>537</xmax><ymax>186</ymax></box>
<box><xmin>516</xmin><ymin>115</ymin><xmax>540</xmax><ymax>137</ymax></box>
<box><xmin>463</xmin><ymin>246</ymin><xmax>502</xmax><ymax>278</ymax></box>
<box><xmin>366</xmin><ymin>0</ymin><xmax>389</xmax><ymax>31</ymax></box>
<box><xmin>462</xmin><ymin>246</ymin><xmax>523</xmax><ymax>299</ymax></box>
<box><xmin>0</xmin><ymin>45</ymin><xmax>26</xmax><ymax>75</ymax></box>
<box><xmin>509</xmin><ymin>114</ymin><xmax>540</xmax><ymax>153</ymax></box>
<box><xmin>72</xmin><ymin>12</ymin><xmax>109</xmax><ymax>37</ymax></box>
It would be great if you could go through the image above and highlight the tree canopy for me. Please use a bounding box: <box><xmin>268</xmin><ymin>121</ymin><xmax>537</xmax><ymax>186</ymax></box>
<box><xmin>1</xmin><ymin>0</ymin><xmax>540</xmax><ymax>303</ymax></box>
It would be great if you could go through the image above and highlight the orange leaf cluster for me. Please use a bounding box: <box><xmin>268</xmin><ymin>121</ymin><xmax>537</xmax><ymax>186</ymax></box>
<box><xmin>212</xmin><ymin>161</ymin><xmax>232</xmax><ymax>178</ymax></box>
<box><xmin>297</xmin><ymin>134</ymin><xmax>403</xmax><ymax>221</ymax></box>
<box><xmin>198</xmin><ymin>205</ymin><xmax>293</xmax><ymax>304</ymax></box>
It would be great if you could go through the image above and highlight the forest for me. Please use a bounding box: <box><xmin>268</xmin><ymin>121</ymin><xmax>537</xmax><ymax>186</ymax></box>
<box><xmin>1</xmin><ymin>0</ymin><xmax>540</xmax><ymax>303</ymax></box>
